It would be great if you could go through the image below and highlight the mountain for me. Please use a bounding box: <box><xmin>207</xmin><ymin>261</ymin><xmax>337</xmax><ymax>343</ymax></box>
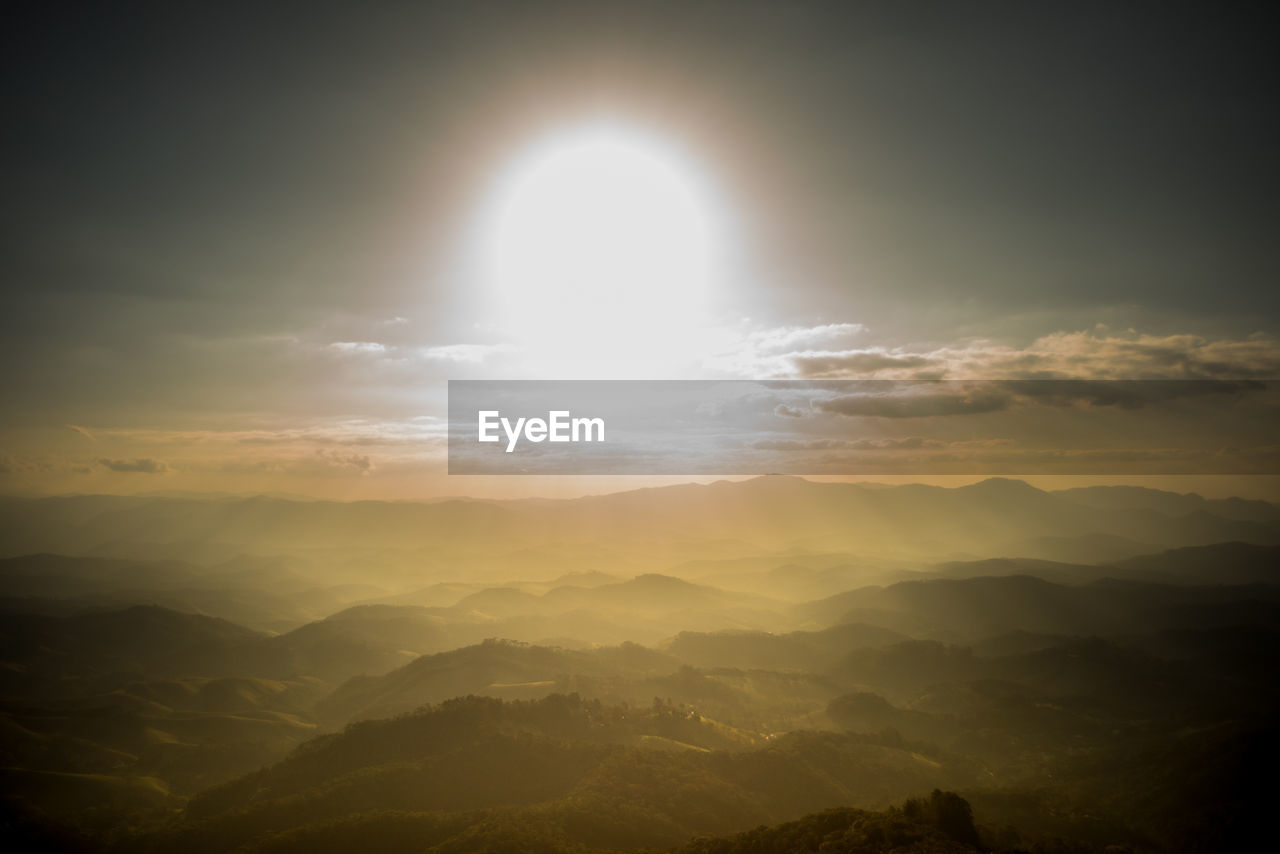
<box><xmin>542</xmin><ymin>573</ymin><xmax>776</xmax><ymax>613</ymax></box>
<box><xmin>797</xmin><ymin>575</ymin><xmax>1280</xmax><ymax>641</ymax></box>
<box><xmin>382</xmin><ymin>575</ymin><xmax>795</xmax><ymax>650</ymax></box>
<box><xmin>0</xmin><ymin>553</ymin><xmax>202</xmax><ymax>595</ymax></box>
<box><xmin>452</xmin><ymin>585</ymin><xmax>543</xmax><ymax>615</ymax></box>
<box><xmin>669</xmin><ymin>797</ymin><xmax>984</xmax><ymax>854</ymax></box>
<box><xmin>0</xmin><ymin>605</ymin><xmax>263</xmax><ymax>697</ymax></box>
<box><xmin>1108</xmin><ymin>541</ymin><xmax>1280</xmax><ymax>585</ymax></box>
<box><xmin>924</xmin><ymin>542</ymin><xmax>1280</xmax><ymax>587</ymax></box>
<box><xmin>0</xmin><ymin>553</ymin><xmax>372</xmax><ymax>632</ymax></box>
<box><xmin>992</xmin><ymin>532</ymin><xmax>1160</xmax><ymax>564</ymax></box>
<box><xmin>254</xmin><ymin>604</ymin><xmax>453</xmax><ymax>683</ymax></box>
<box><xmin>2</xmin><ymin>478</ymin><xmax>1278</xmax><ymax>853</ymax></box>
<box><xmin>928</xmin><ymin>557</ymin><xmax>1116</xmax><ymax>585</ymax></box>
<box><xmin>141</xmin><ymin>694</ymin><xmax>964</xmax><ymax>854</ymax></box>
<box><xmin>1054</xmin><ymin>484</ymin><xmax>1280</xmax><ymax>523</ymax></box>
<box><xmin>665</xmin><ymin>623</ymin><xmax>907</xmax><ymax>672</ymax></box>
<box><xmin>315</xmin><ymin>639</ymin><xmax>679</xmax><ymax>724</ymax></box>
<box><xmin>3</xmin><ymin>479</ymin><xmax>1276</xmax><ymax>575</ymax></box>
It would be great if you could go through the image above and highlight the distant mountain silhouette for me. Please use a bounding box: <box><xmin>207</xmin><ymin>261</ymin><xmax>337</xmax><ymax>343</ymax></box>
<box><xmin>797</xmin><ymin>574</ymin><xmax>1280</xmax><ymax>641</ymax></box>
<box><xmin>3</xmin><ymin>479</ymin><xmax>1275</xmax><ymax>570</ymax></box>
<box><xmin>1109</xmin><ymin>541</ymin><xmax>1280</xmax><ymax>585</ymax></box>
<box><xmin>0</xmin><ymin>553</ymin><xmax>368</xmax><ymax>631</ymax></box>
<box><xmin>316</xmin><ymin>639</ymin><xmax>679</xmax><ymax>724</ymax></box>
<box><xmin>665</xmin><ymin>623</ymin><xmax>907</xmax><ymax>671</ymax></box>
<box><xmin>1055</xmin><ymin>484</ymin><xmax>1280</xmax><ymax>523</ymax></box>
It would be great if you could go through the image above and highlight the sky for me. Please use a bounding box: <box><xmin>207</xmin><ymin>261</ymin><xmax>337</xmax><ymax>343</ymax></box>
<box><xmin>2</xmin><ymin>0</ymin><xmax>1278</xmax><ymax>499</ymax></box>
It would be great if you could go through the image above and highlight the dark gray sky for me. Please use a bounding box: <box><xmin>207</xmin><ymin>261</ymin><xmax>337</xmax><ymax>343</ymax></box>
<box><xmin>2</xmin><ymin>0</ymin><xmax>1278</xmax><ymax>496</ymax></box>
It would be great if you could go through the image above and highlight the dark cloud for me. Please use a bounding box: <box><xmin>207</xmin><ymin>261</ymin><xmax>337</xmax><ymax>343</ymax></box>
<box><xmin>749</xmin><ymin>436</ymin><xmax>939</xmax><ymax>451</ymax></box>
<box><xmin>0</xmin><ymin>454</ymin><xmax>42</xmax><ymax>475</ymax></box>
<box><xmin>66</xmin><ymin>424</ymin><xmax>95</xmax><ymax>441</ymax></box>
<box><xmin>786</xmin><ymin>379</ymin><xmax>1271</xmax><ymax>421</ymax></box>
<box><xmin>1012</xmin><ymin>379</ymin><xmax>1266</xmax><ymax>408</ymax></box>
<box><xmin>791</xmin><ymin>352</ymin><xmax>935</xmax><ymax>378</ymax></box>
<box><xmin>816</xmin><ymin>391</ymin><xmax>1011</xmax><ymax>418</ymax></box>
<box><xmin>214</xmin><ymin>449</ymin><xmax>374</xmax><ymax>477</ymax></box>
<box><xmin>97</xmin><ymin>458</ymin><xmax>171</xmax><ymax>474</ymax></box>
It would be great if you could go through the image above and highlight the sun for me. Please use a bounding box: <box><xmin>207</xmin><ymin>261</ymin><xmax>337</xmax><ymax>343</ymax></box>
<box><xmin>477</xmin><ymin>121</ymin><xmax>727</xmax><ymax>372</ymax></box>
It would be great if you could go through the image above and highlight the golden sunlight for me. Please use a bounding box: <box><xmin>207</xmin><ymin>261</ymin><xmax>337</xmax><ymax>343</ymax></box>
<box><xmin>477</xmin><ymin>121</ymin><xmax>727</xmax><ymax>372</ymax></box>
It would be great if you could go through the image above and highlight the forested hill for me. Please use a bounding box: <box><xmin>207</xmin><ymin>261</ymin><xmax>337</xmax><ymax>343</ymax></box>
<box><xmin>129</xmin><ymin>693</ymin><xmax>967</xmax><ymax>854</ymax></box>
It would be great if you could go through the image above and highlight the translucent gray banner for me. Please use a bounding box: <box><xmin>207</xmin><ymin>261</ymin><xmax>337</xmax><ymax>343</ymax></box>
<box><xmin>447</xmin><ymin>380</ymin><xmax>1280</xmax><ymax>475</ymax></box>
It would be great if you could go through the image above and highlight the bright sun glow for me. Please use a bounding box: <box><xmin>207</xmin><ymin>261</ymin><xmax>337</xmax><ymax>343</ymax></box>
<box><xmin>479</xmin><ymin>122</ymin><xmax>727</xmax><ymax>374</ymax></box>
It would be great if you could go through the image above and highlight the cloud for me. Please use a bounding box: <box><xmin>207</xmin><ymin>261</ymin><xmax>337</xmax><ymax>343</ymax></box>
<box><xmin>779</xmin><ymin>444</ymin><xmax>1261</xmax><ymax>474</ymax></box>
<box><xmin>1010</xmin><ymin>378</ymin><xmax>1261</xmax><ymax>408</ymax></box>
<box><xmin>218</xmin><ymin>449</ymin><xmax>375</xmax><ymax>477</ymax></box>
<box><xmin>842</xmin><ymin>330</ymin><xmax>1280</xmax><ymax>381</ymax></box>
<box><xmin>0</xmin><ymin>454</ymin><xmax>50</xmax><ymax>475</ymax></box>
<box><xmin>309</xmin><ymin>450</ymin><xmax>372</xmax><ymax>474</ymax></box>
<box><xmin>749</xmin><ymin>438</ymin><xmax>846</xmax><ymax>451</ymax></box>
<box><xmin>746</xmin><ymin>323</ymin><xmax>864</xmax><ymax>352</ymax></box>
<box><xmin>66</xmin><ymin>424</ymin><xmax>96</xmax><ymax>441</ymax></box>
<box><xmin>98</xmin><ymin>458</ymin><xmax>171</xmax><ymax>474</ymax></box>
<box><xmin>706</xmin><ymin>323</ymin><xmax>867</xmax><ymax>375</ymax></box>
<box><xmin>788</xmin><ymin>376</ymin><xmax>1262</xmax><ymax>420</ymax></box>
<box><xmin>748</xmin><ymin>436</ymin><xmax>942</xmax><ymax>451</ymax></box>
<box><xmin>791</xmin><ymin>351</ymin><xmax>934</xmax><ymax>378</ymax></box>
<box><xmin>98</xmin><ymin>418</ymin><xmax>446</xmax><ymax>449</ymax></box>
<box><xmin>419</xmin><ymin>343</ymin><xmax>511</xmax><ymax>364</ymax></box>
<box><xmin>848</xmin><ymin>436</ymin><xmax>938</xmax><ymax>450</ymax></box>
<box><xmin>716</xmin><ymin>324</ymin><xmax>1280</xmax><ymax>382</ymax></box>
<box><xmin>0</xmin><ymin>454</ymin><xmax>111</xmax><ymax>476</ymax></box>
<box><xmin>329</xmin><ymin>341</ymin><xmax>388</xmax><ymax>355</ymax></box>
<box><xmin>815</xmin><ymin>390</ymin><xmax>1012</xmax><ymax>418</ymax></box>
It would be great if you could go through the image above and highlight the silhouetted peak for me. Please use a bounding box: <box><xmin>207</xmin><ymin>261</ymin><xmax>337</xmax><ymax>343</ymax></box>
<box><xmin>626</xmin><ymin>573</ymin><xmax>699</xmax><ymax>589</ymax></box>
<box><xmin>323</xmin><ymin>604</ymin><xmax>431</xmax><ymax>622</ymax></box>
<box><xmin>960</xmin><ymin>477</ymin><xmax>1043</xmax><ymax>495</ymax></box>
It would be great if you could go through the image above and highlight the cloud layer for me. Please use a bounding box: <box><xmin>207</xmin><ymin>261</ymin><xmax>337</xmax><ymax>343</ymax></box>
<box><xmin>715</xmin><ymin>326</ymin><xmax>1280</xmax><ymax>382</ymax></box>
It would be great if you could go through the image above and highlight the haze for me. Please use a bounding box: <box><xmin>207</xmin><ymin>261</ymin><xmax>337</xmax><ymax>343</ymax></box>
<box><xmin>2</xmin><ymin>3</ymin><xmax>1278</xmax><ymax>853</ymax></box>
